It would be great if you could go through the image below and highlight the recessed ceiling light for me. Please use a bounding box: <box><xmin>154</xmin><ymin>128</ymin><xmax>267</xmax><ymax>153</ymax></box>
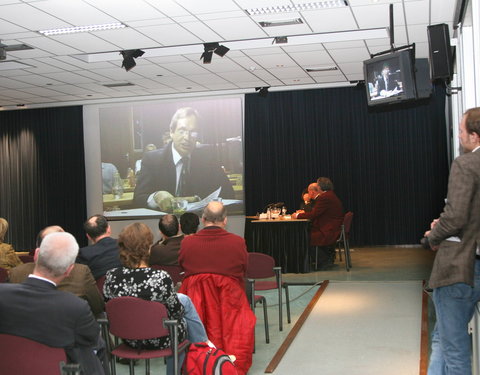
<box><xmin>38</xmin><ymin>22</ymin><xmax>126</xmax><ymax>36</ymax></box>
<box><xmin>259</xmin><ymin>18</ymin><xmax>303</xmax><ymax>27</ymax></box>
<box><xmin>305</xmin><ymin>66</ymin><xmax>338</xmax><ymax>72</ymax></box>
<box><xmin>245</xmin><ymin>1</ymin><xmax>348</xmax><ymax>16</ymax></box>
<box><xmin>102</xmin><ymin>82</ymin><xmax>134</xmax><ymax>88</ymax></box>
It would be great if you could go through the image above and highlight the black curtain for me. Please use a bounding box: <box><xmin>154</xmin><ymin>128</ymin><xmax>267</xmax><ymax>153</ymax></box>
<box><xmin>0</xmin><ymin>106</ymin><xmax>87</xmax><ymax>251</ymax></box>
<box><xmin>244</xmin><ymin>85</ymin><xmax>449</xmax><ymax>246</ymax></box>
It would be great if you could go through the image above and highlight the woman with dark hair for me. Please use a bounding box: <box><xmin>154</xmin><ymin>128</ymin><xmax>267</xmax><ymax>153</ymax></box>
<box><xmin>103</xmin><ymin>222</ymin><xmax>209</xmax><ymax>364</ymax></box>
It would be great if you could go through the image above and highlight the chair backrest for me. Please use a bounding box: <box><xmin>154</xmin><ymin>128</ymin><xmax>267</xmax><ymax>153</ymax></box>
<box><xmin>19</xmin><ymin>255</ymin><xmax>34</xmax><ymax>263</ymax></box>
<box><xmin>106</xmin><ymin>296</ymin><xmax>170</xmax><ymax>340</ymax></box>
<box><xmin>0</xmin><ymin>267</ymin><xmax>8</xmax><ymax>282</ymax></box>
<box><xmin>343</xmin><ymin>212</ymin><xmax>354</xmax><ymax>237</ymax></box>
<box><xmin>151</xmin><ymin>264</ymin><xmax>185</xmax><ymax>284</ymax></box>
<box><xmin>0</xmin><ymin>333</ymin><xmax>67</xmax><ymax>375</ymax></box>
<box><xmin>246</xmin><ymin>252</ymin><xmax>275</xmax><ymax>279</ymax></box>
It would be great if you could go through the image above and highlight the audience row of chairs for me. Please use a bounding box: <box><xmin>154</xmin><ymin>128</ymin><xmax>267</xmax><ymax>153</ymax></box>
<box><xmin>0</xmin><ymin>228</ymin><xmax>356</xmax><ymax>374</ymax></box>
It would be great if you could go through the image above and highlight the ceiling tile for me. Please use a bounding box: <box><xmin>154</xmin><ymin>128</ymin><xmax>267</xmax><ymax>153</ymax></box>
<box><xmin>93</xmin><ymin>28</ymin><xmax>160</xmax><ymax>50</ymax></box>
<box><xmin>407</xmin><ymin>24</ymin><xmax>429</xmax><ymax>43</ymax></box>
<box><xmin>431</xmin><ymin>0</ymin><xmax>456</xmax><ymax>24</ymax></box>
<box><xmin>302</xmin><ymin>8</ymin><xmax>358</xmax><ymax>33</ymax></box>
<box><xmin>18</xmin><ymin>36</ymin><xmax>82</xmax><ymax>55</ymax></box>
<box><xmin>83</xmin><ymin>0</ymin><xmax>167</xmax><ymax>21</ymax></box>
<box><xmin>50</xmin><ymin>33</ymin><xmax>120</xmax><ymax>53</ymax></box>
<box><xmin>328</xmin><ymin>46</ymin><xmax>371</xmax><ymax>63</ymax></box>
<box><xmin>351</xmin><ymin>3</ymin><xmax>405</xmax><ymax>28</ymax></box>
<box><xmin>137</xmin><ymin>24</ymin><xmax>203</xmax><ymax>46</ymax></box>
<box><xmin>31</xmin><ymin>0</ymin><xmax>117</xmax><ymax>25</ymax></box>
<box><xmin>248</xmin><ymin>53</ymin><xmax>297</xmax><ymax>68</ymax></box>
<box><xmin>404</xmin><ymin>0</ymin><xmax>429</xmax><ymax>25</ymax></box>
<box><xmin>0</xmin><ymin>3</ymin><xmax>71</xmax><ymax>30</ymax></box>
<box><xmin>202</xmin><ymin>17</ymin><xmax>265</xmax><ymax>40</ymax></box>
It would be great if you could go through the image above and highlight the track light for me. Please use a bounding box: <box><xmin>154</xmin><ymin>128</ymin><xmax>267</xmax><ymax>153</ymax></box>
<box><xmin>255</xmin><ymin>87</ymin><xmax>270</xmax><ymax>97</ymax></box>
<box><xmin>120</xmin><ymin>49</ymin><xmax>145</xmax><ymax>71</ymax></box>
<box><xmin>200</xmin><ymin>42</ymin><xmax>229</xmax><ymax>63</ymax></box>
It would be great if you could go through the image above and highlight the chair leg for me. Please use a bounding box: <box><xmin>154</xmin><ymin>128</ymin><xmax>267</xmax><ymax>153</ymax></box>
<box><xmin>145</xmin><ymin>359</ymin><xmax>150</xmax><ymax>375</ymax></box>
<box><xmin>314</xmin><ymin>246</ymin><xmax>318</xmax><ymax>270</ymax></box>
<box><xmin>274</xmin><ymin>268</ymin><xmax>283</xmax><ymax>331</ymax></box>
<box><xmin>260</xmin><ymin>298</ymin><xmax>270</xmax><ymax>343</ymax></box>
<box><xmin>283</xmin><ymin>284</ymin><xmax>291</xmax><ymax>324</ymax></box>
<box><xmin>337</xmin><ymin>240</ymin><xmax>343</xmax><ymax>262</ymax></box>
<box><xmin>129</xmin><ymin>359</ymin><xmax>135</xmax><ymax>375</ymax></box>
<box><xmin>345</xmin><ymin>239</ymin><xmax>352</xmax><ymax>271</ymax></box>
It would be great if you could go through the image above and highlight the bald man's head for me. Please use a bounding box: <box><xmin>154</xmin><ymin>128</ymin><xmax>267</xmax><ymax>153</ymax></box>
<box><xmin>202</xmin><ymin>201</ymin><xmax>227</xmax><ymax>227</ymax></box>
<box><xmin>36</xmin><ymin>225</ymin><xmax>64</xmax><ymax>247</ymax></box>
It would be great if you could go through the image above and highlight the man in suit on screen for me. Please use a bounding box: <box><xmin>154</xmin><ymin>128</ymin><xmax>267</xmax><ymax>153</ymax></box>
<box><xmin>0</xmin><ymin>232</ymin><xmax>107</xmax><ymax>375</ymax></box>
<box><xmin>426</xmin><ymin>107</ymin><xmax>480</xmax><ymax>374</ymax></box>
<box><xmin>133</xmin><ymin>107</ymin><xmax>234</xmax><ymax>211</ymax></box>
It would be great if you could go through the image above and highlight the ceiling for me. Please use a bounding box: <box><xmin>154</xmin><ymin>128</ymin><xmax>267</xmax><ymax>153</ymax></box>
<box><xmin>0</xmin><ymin>0</ymin><xmax>458</xmax><ymax>109</ymax></box>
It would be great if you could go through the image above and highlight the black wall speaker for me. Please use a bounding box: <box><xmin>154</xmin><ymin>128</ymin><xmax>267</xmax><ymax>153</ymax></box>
<box><xmin>427</xmin><ymin>24</ymin><xmax>453</xmax><ymax>80</ymax></box>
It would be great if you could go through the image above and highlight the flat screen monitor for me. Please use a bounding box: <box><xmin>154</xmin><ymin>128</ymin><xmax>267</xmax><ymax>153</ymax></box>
<box><xmin>363</xmin><ymin>50</ymin><xmax>417</xmax><ymax>106</ymax></box>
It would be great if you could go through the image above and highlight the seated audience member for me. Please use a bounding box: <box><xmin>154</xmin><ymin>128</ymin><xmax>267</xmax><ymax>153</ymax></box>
<box><xmin>149</xmin><ymin>214</ymin><xmax>184</xmax><ymax>266</ymax></box>
<box><xmin>0</xmin><ymin>217</ymin><xmax>22</xmax><ymax>269</ymax></box>
<box><xmin>293</xmin><ymin>178</ymin><xmax>344</xmax><ymax>270</ymax></box>
<box><xmin>179</xmin><ymin>201</ymin><xmax>248</xmax><ymax>287</ymax></box>
<box><xmin>180</xmin><ymin>212</ymin><xmax>200</xmax><ymax>236</ymax></box>
<box><xmin>101</xmin><ymin>162</ymin><xmax>119</xmax><ymax>194</ymax></box>
<box><xmin>179</xmin><ymin>202</ymin><xmax>255</xmax><ymax>375</ymax></box>
<box><xmin>77</xmin><ymin>214</ymin><xmax>121</xmax><ymax>280</ymax></box>
<box><xmin>103</xmin><ymin>223</ymin><xmax>208</xmax><ymax>373</ymax></box>
<box><xmin>8</xmin><ymin>225</ymin><xmax>104</xmax><ymax>316</ymax></box>
<box><xmin>0</xmin><ymin>232</ymin><xmax>107</xmax><ymax>375</ymax></box>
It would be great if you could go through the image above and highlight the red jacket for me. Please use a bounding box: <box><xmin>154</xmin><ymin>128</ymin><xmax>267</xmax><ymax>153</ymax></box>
<box><xmin>179</xmin><ymin>273</ymin><xmax>255</xmax><ymax>375</ymax></box>
<box><xmin>297</xmin><ymin>190</ymin><xmax>344</xmax><ymax>246</ymax></box>
<box><xmin>179</xmin><ymin>226</ymin><xmax>248</xmax><ymax>287</ymax></box>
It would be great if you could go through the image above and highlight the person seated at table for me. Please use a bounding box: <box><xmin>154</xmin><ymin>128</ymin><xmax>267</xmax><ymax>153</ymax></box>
<box><xmin>103</xmin><ymin>222</ymin><xmax>209</xmax><ymax>373</ymax></box>
<box><xmin>0</xmin><ymin>217</ymin><xmax>22</xmax><ymax>270</ymax></box>
<box><xmin>299</xmin><ymin>187</ymin><xmax>314</xmax><ymax>212</ymax></box>
<box><xmin>292</xmin><ymin>178</ymin><xmax>344</xmax><ymax>270</ymax></box>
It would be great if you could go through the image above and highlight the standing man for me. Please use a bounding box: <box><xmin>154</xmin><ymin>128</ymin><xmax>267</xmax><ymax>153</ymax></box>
<box><xmin>134</xmin><ymin>107</ymin><xmax>235</xmax><ymax>211</ymax></box>
<box><xmin>0</xmin><ymin>232</ymin><xmax>106</xmax><ymax>375</ymax></box>
<box><xmin>293</xmin><ymin>178</ymin><xmax>344</xmax><ymax>269</ymax></box>
<box><xmin>149</xmin><ymin>214</ymin><xmax>184</xmax><ymax>266</ymax></box>
<box><xmin>425</xmin><ymin>107</ymin><xmax>480</xmax><ymax>374</ymax></box>
<box><xmin>179</xmin><ymin>201</ymin><xmax>248</xmax><ymax>287</ymax></box>
<box><xmin>77</xmin><ymin>214</ymin><xmax>121</xmax><ymax>280</ymax></box>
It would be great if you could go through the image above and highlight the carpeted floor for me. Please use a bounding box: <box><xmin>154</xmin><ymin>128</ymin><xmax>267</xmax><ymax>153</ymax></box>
<box><xmin>273</xmin><ymin>281</ymin><xmax>424</xmax><ymax>375</ymax></box>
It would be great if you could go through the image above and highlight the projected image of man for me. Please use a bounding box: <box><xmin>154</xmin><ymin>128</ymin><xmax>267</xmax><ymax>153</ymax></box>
<box><xmin>134</xmin><ymin>107</ymin><xmax>235</xmax><ymax>211</ymax></box>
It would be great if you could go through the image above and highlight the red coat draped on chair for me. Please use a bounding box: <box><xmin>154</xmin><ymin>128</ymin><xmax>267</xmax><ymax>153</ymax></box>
<box><xmin>179</xmin><ymin>273</ymin><xmax>256</xmax><ymax>375</ymax></box>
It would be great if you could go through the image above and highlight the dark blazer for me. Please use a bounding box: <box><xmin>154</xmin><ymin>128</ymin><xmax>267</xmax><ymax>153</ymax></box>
<box><xmin>428</xmin><ymin>150</ymin><xmax>480</xmax><ymax>288</ymax></box>
<box><xmin>0</xmin><ymin>277</ymin><xmax>104</xmax><ymax>374</ymax></box>
<box><xmin>376</xmin><ymin>76</ymin><xmax>399</xmax><ymax>93</ymax></box>
<box><xmin>149</xmin><ymin>235</ymin><xmax>184</xmax><ymax>266</ymax></box>
<box><xmin>133</xmin><ymin>143</ymin><xmax>235</xmax><ymax>208</ymax></box>
<box><xmin>8</xmin><ymin>262</ymin><xmax>104</xmax><ymax>316</ymax></box>
<box><xmin>77</xmin><ymin>237</ymin><xmax>121</xmax><ymax>280</ymax></box>
<box><xmin>297</xmin><ymin>191</ymin><xmax>344</xmax><ymax>246</ymax></box>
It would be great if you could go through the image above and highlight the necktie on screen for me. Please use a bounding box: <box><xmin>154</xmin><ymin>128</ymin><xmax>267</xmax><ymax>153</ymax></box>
<box><xmin>176</xmin><ymin>156</ymin><xmax>190</xmax><ymax>196</ymax></box>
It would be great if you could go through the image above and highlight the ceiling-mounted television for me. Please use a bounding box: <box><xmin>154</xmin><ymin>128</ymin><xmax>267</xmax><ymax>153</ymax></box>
<box><xmin>363</xmin><ymin>49</ymin><xmax>417</xmax><ymax>106</ymax></box>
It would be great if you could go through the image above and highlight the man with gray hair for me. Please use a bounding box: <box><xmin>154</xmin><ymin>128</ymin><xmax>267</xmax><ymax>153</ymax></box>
<box><xmin>8</xmin><ymin>225</ymin><xmax>104</xmax><ymax>316</ymax></box>
<box><xmin>0</xmin><ymin>232</ymin><xmax>106</xmax><ymax>375</ymax></box>
<box><xmin>179</xmin><ymin>201</ymin><xmax>248</xmax><ymax>287</ymax></box>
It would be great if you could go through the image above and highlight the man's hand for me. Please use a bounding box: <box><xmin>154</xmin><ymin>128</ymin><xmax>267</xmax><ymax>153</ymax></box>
<box><xmin>292</xmin><ymin>210</ymin><xmax>305</xmax><ymax>219</ymax></box>
<box><xmin>177</xmin><ymin>196</ymin><xmax>201</xmax><ymax>203</ymax></box>
<box><xmin>153</xmin><ymin>191</ymin><xmax>174</xmax><ymax>212</ymax></box>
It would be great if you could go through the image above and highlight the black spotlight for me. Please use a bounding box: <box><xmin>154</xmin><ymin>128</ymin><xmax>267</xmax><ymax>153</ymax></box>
<box><xmin>120</xmin><ymin>49</ymin><xmax>145</xmax><ymax>71</ymax></box>
<box><xmin>214</xmin><ymin>44</ymin><xmax>230</xmax><ymax>57</ymax></box>
<box><xmin>201</xmin><ymin>42</ymin><xmax>229</xmax><ymax>63</ymax></box>
<box><xmin>255</xmin><ymin>87</ymin><xmax>269</xmax><ymax>98</ymax></box>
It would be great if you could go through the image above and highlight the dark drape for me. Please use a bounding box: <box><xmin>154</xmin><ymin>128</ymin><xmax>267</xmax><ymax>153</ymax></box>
<box><xmin>244</xmin><ymin>85</ymin><xmax>449</xmax><ymax>246</ymax></box>
<box><xmin>0</xmin><ymin>106</ymin><xmax>87</xmax><ymax>251</ymax></box>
